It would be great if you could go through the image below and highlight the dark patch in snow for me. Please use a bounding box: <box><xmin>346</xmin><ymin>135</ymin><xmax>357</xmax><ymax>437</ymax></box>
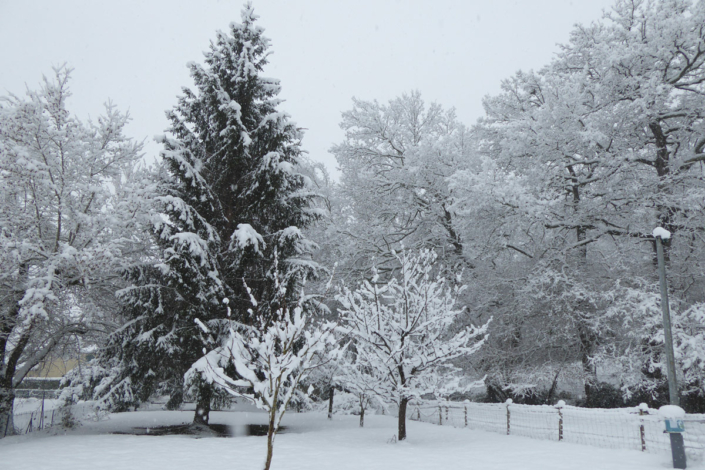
<box><xmin>111</xmin><ymin>423</ymin><xmax>287</xmax><ymax>438</ymax></box>
<box><xmin>245</xmin><ymin>424</ymin><xmax>287</xmax><ymax>436</ymax></box>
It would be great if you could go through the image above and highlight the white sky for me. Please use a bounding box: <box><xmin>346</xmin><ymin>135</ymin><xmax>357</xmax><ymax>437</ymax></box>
<box><xmin>0</xmin><ymin>0</ymin><xmax>615</xmax><ymax>178</ymax></box>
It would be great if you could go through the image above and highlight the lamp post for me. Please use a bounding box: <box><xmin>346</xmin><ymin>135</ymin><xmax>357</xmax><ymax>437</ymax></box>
<box><xmin>654</xmin><ymin>228</ymin><xmax>678</xmax><ymax>406</ymax></box>
<box><xmin>653</xmin><ymin>227</ymin><xmax>686</xmax><ymax>469</ymax></box>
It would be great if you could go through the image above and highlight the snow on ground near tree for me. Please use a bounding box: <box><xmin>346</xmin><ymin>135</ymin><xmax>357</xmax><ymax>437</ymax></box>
<box><xmin>1</xmin><ymin>409</ymin><xmax>701</xmax><ymax>470</ymax></box>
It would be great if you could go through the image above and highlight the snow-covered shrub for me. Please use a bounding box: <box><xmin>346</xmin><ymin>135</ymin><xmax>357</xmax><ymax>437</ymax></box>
<box><xmin>58</xmin><ymin>404</ymin><xmax>80</xmax><ymax>430</ymax></box>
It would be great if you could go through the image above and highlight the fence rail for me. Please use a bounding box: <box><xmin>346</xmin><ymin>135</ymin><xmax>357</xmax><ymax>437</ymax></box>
<box><xmin>14</xmin><ymin>389</ymin><xmax>60</xmax><ymax>399</ymax></box>
<box><xmin>409</xmin><ymin>400</ymin><xmax>705</xmax><ymax>458</ymax></box>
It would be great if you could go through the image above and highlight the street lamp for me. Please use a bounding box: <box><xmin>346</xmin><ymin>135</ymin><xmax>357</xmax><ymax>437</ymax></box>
<box><xmin>653</xmin><ymin>227</ymin><xmax>686</xmax><ymax>469</ymax></box>
<box><xmin>653</xmin><ymin>227</ymin><xmax>678</xmax><ymax>406</ymax></box>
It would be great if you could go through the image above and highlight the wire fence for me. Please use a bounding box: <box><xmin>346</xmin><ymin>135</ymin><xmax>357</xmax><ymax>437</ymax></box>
<box><xmin>14</xmin><ymin>389</ymin><xmax>61</xmax><ymax>399</ymax></box>
<box><xmin>5</xmin><ymin>399</ymin><xmax>99</xmax><ymax>438</ymax></box>
<box><xmin>408</xmin><ymin>400</ymin><xmax>705</xmax><ymax>459</ymax></box>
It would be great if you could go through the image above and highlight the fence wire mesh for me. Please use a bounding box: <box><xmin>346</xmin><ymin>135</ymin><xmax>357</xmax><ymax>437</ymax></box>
<box><xmin>7</xmin><ymin>400</ymin><xmax>97</xmax><ymax>437</ymax></box>
<box><xmin>408</xmin><ymin>401</ymin><xmax>705</xmax><ymax>459</ymax></box>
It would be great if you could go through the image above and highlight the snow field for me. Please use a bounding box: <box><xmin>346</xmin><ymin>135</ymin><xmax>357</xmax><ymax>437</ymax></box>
<box><xmin>0</xmin><ymin>410</ymin><xmax>698</xmax><ymax>470</ymax></box>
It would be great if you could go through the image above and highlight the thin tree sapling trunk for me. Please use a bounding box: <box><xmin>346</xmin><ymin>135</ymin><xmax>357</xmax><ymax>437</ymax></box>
<box><xmin>264</xmin><ymin>407</ymin><xmax>277</xmax><ymax>470</ymax></box>
<box><xmin>328</xmin><ymin>387</ymin><xmax>334</xmax><ymax>420</ymax></box>
<box><xmin>398</xmin><ymin>397</ymin><xmax>409</xmax><ymax>441</ymax></box>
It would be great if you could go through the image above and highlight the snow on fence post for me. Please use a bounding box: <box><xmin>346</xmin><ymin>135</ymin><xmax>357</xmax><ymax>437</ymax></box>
<box><xmin>506</xmin><ymin>399</ymin><xmax>512</xmax><ymax>435</ymax></box>
<box><xmin>556</xmin><ymin>400</ymin><xmax>565</xmax><ymax>441</ymax></box>
<box><xmin>464</xmin><ymin>400</ymin><xmax>469</xmax><ymax>427</ymax></box>
<box><xmin>639</xmin><ymin>403</ymin><xmax>647</xmax><ymax>452</ymax></box>
<box><xmin>439</xmin><ymin>405</ymin><xmax>443</xmax><ymax>425</ymax></box>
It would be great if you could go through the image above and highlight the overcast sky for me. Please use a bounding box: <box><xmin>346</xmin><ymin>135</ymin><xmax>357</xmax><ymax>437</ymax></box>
<box><xmin>0</xmin><ymin>0</ymin><xmax>615</xmax><ymax>178</ymax></box>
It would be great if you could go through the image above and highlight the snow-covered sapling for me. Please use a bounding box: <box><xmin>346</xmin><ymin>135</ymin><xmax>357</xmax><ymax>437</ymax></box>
<box><xmin>336</xmin><ymin>249</ymin><xmax>490</xmax><ymax>440</ymax></box>
<box><xmin>335</xmin><ymin>349</ymin><xmax>384</xmax><ymax>427</ymax></box>
<box><xmin>188</xmin><ymin>291</ymin><xmax>338</xmax><ymax>470</ymax></box>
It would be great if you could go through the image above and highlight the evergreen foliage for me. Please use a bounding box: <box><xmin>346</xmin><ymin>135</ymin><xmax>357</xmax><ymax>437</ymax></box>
<box><xmin>94</xmin><ymin>3</ymin><xmax>323</xmax><ymax>417</ymax></box>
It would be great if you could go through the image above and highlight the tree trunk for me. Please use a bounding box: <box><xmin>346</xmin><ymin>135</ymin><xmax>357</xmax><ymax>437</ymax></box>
<box><xmin>359</xmin><ymin>402</ymin><xmax>365</xmax><ymax>427</ymax></box>
<box><xmin>398</xmin><ymin>397</ymin><xmax>409</xmax><ymax>441</ymax></box>
<box><xmin>165</xmin><ymin>386</ymin><xmax>183</xmax><ymax>411</ymax></box>
<box><xmin>486</xmin><ymin>380</ymin><xmax>507</xmax><ymax>403</ymax></box>
<box><xmin>193</xmin><ymin>383</ymin><xmax>212</xmax><ymax>426</ymax></box>
<box><xmin>0</xmin><ymin>382</ymin><xmax>15</xmax><ymax>438</ymax></box>
<box><xmin>0</xmin><ymin>286</ymin><xmax>24</xmax><ymax>440</ymax></box>
<box><xmin>327</xmin><ymin>387</ymin><xmax>334</xmax><ymax>420</ymax></box>
<box><xmin>648</xmin><ymin>121</ymin><xmax>674</xmax><ymax>264</ymax></box>
<box><xmin>264</xmin><ymin>408</ymin><xmax>277</xmax><ymax>470</ymax></box>
<box><xmin>579</xmin><ymin>325</ymin><xmax>596</xmax><ymax>404</ymax></box>
<box><xmin>441</xmin><ymin>204</ymin><xmax>464</xmax><ymax>257</ymax></box>
<box><xmin>546</xmin><ymin>369</ymin><xmax>561</xmax><ymax>404</ymax></box>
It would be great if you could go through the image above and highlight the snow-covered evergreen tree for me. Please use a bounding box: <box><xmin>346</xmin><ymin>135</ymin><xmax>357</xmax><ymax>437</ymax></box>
<box><xmin>107</xmin><ymin>3</ymin><xmax>323</xmax><ymax>423</ymax></box>
<box><xmin>336</xmin><ymin>249</ymin><xmax>489</xmax><ymax>440</ymax></box>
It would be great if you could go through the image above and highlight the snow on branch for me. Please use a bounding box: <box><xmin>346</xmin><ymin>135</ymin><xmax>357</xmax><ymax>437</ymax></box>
<box><xmin>186</xmin><ymin>271</ymin><xmax>340</xmax><ymax>467</ymax></box>
<box><xmin>336</xmin><ymin>249</ymin><xmax>490</xmax><ymax>405</ymax></box>
<box><xmin>229</xmin><ymin>223</ymin><xmax>265</xmax><ymax>254</ymax></box>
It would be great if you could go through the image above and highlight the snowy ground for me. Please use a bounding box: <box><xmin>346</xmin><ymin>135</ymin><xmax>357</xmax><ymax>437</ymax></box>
<box><xmin>1</xmin><ymin>408</ymin><xmax>701</xmax><ymax>470</ymax></box>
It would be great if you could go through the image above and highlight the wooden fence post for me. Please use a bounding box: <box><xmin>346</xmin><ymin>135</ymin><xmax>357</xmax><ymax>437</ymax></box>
<box><xmin>556</xmin><ymin>400</ymin><xmax>565</xmax><ymax>441</ymax></box>
<box><xmin>26</xmin><ymin>412</ymin><xmax>34</xmax><ymax>434</ymax></box>
<box><xmin>445</xmin><ymin>406</ymin><xmax>449</xmax><ymax>424</ymax></box>
<box><xmin>505</xmin><ymin>399</ymin><xmax>512</xmax><ymax>435</ymax></box>
<box><xmin>439</xmin><ymin>405</ymin><xmax>443</xmax><ymax>425</ymax></box>
<box><xmin>639</xmin><ymin>403</ymin><xmax>647</xmax><ymax>452</ymax></box>
<box><xmin>465</xmin><ymin>405</ymin><xmax>468</xmax><ymax>427</ymax></box>
<box><xmin>39</xmin><ymin>392</ymin><xmax>45</xmax><ymax>430</ymax></box>
<box><xmin>416</xmin><ymin>408</ymin><xmax>421</xmax><ymax>421</ymax></box>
